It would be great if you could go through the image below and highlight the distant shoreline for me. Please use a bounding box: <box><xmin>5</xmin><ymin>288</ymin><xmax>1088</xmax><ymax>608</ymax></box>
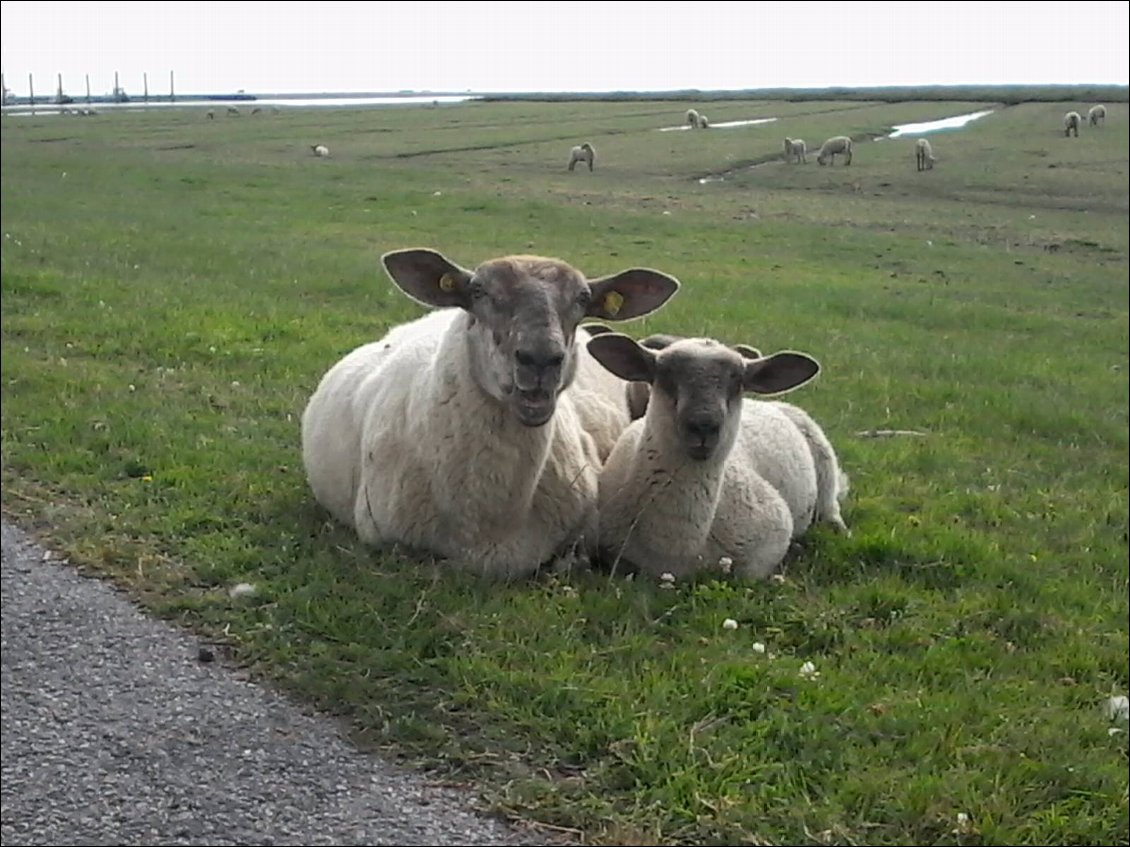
<box><xmin>3</xmin><ymin>83</ymin><xmax>1127</xmax><ymax>107</ymax></box>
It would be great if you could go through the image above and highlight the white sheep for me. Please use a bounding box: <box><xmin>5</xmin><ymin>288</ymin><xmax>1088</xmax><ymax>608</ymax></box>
<box><xmin>588</xmin><ymin>333</ymin><xmax>847</xmax><ymax>581</ymax></box>
<box><xmin>300</xmin><ymin>249</ymin><xmax>680</xmax><ymax>579</ymax></box>
<box><xmin>686</xmin><ymin>108</ymin><xmax>700</xmax><ymax>128</ymax></box>
<box><xmin>784</xmin><ymin>137</ymin><xmax>807</xmax><ymax>164</ymax></box>
<box><xmin>698</xmin><ymin>113</ymin><xmax>710</xmax><ymax>129</ymax></box>
<box><xmin>311</xmin><ymin>144</ymin><xmax>330</xmax><ymax>158</ymax></box>
<box><xmin>915</xmin><ymin>138</ymin><xmax>936</xmax><ymax>171</ymax></box>
<box><xmin>816</xmin><ymin>135</ymin><xmax>853</xmax><ymax>166</ymax></box>
<box><xmin>1088</xmin><ymin>104</ymin><xmax>1106</xmax><ymax>127</ymax></box>
<box><xmin>568</xmin><ymin>142</ymin><xmax>595</xmax><ymax>172</ymax></box>
<box><xmin>618</xmin><ymin>333</ymin><xmax>848</xmax><ymax>538</ymax></box>
<box><xmin>226</xmin><ymin>105</ymin><xmax>240</xmax><ymax>116</ymax></box>
<box><xmin>1064</xmin><ymin>111</ymin><xmax>1082</xmax><ymax>137</ymax></box>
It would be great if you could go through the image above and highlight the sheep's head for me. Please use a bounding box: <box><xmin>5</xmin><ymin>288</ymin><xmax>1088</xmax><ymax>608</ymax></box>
<box><xmin>381</xmin><ymin>248</ymin><xmax>680</xmax><ymax>427</ymax></box>
<box><xmin>588</xmin><ymin>334</ymin><xmax>819</xmax><ymax>462</ymax></box>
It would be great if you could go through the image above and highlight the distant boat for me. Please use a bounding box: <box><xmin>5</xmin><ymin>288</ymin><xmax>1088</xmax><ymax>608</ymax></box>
<box><xmin>207</xmin><ymin>92</ymin><xmax>257</xmax><ymax>101</ymax></box>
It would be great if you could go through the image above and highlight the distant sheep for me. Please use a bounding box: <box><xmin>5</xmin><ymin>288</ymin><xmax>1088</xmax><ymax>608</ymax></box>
<box><xmin>226</xmin><ymin>105</ymin><xmax>240</xmax><ymax>116</ymax></box>
<box><xmin>300</xmin><ymin>249</ymin><xmax>680</xmax><ymax>579</ymax></box>
<box><xmin>816</xmin><ymin>135</ymin><xmax>853</xmax><ymax>166</ymax></box>
<box><xmin>698</xmin><ymin>113</ymin><xmax>710</xmax><ymax>129</ymax></box>
<box><xmin>251</xmin><ymin>106</ymin><xmax>262</xmax><ymax>115</ymax></box>
<box><xmin>588</xmin><ymin>333</ymin><xmax>847</xmax><ymax>581</ymax></box>
<box><xmin>1088</xmin><ymin>104</ymin><xmax>1106</xmax><ymax>126</ymax></box>
<box><xmin>568</xmin><ymin>142</ymin><xmax>595</xmax><ymax>172</ymax></box>
<box><xmin>311</xmin><ymin>144</ymin><xmax>330</xmax><ymax>158</ymax></box>
<box><xmin>1064</xmin><ymin>111</ymin><xmax>1082</xmax><ymax>137</ymax></box>
<box><xmin>686</xmin><ymin>108</ymin><xmax>700</xmax><ymax>128</ymax></box>
<box><xmin>206</xmin><ymin>109</ymin><xmax>215</xmax><ymax>120</ymax></box>
<box><xmin>784</xmin><ymin>137</ymin><xmax>807</xmax><ymax>164</ymax></box>
<box><xmin>915</xmin><ymin>138</ymin><xmax>936</xmax><ymax>171</ymax></box>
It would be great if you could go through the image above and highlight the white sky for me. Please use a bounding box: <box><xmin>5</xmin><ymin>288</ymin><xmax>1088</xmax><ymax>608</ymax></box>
<box><xmin>2</xmin><ymin>1</ymin><xmax>1128</xmax><ymax>96</ymax></box>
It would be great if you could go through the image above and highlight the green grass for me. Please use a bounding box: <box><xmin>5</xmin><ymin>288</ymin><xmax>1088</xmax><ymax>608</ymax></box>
<box><xmin>2</xmin><ymin>96</ymin><xmax>1128</xmax><ymax>846</ymax></box>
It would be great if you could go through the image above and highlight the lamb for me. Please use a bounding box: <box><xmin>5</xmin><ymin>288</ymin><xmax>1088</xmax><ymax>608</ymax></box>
<box><xmin>568</xmin><ymin>142</ymin><xmax>595</xmax><ymax>172</ymax></box>
<box><xmin>617</xmin><ymin>332</ymin><xmax>848</xmax><ymax>539</ymax></box>
<box><xmin>588</xmin><ymin>333</ymin><xmax>848</xmax><ymax>581</ymax></box>
<box><xmin>698</xmin><ymin>113</ymin><xmax>710</xmax><ymax>129</ymax></box>
<box><xmin>226</xmin><ymin>105</ymin><xmax>240</xmax><ymax>116</ymax></box>
<box><xmin>686</xmin><ymin>108</ymin><xmax>700</xmax><ymax>128</ymax></box>
<box><xmin>816</xmin><ymin>135</ymin><xmax>853</xmax><ymax>166</ymax></box>
<box><xmin>206</xmin><ymin>109</ymin><xmax>215</xmax><ymax>120</ymax></box>
<box><xmin>311</xmin><ymin>144</ymin><xmax>330</xmax><ymax>157</ymax></box>
<box><xmin>1064</xmin><ymin>111</ymin><xmax>1082</xmax><ymax>137</ymax></box>
<box><xmin>915</xmin><ymin>138</ymin><xmax>936</xmax><ymax>171</ymax></box>
<box><xmin>1088</xmin><ymin>104</ymin><xmax>1106</xmax><ymax>126</ymax></box>
<box><xmin>784</xmin><ymin>137</ymin><xmax>807</xmax><ymax>164</ymax></box>
<box><xmin>300</xmin><ymin>248</ymin><xmax>680</xmax><ymax>579</ymax></box>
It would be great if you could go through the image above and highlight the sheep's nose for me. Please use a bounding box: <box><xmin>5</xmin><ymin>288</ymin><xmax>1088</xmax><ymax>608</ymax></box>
<box><xmin>515</xmin><ymin>348</ymin><xmax>565</xmax><ymax>371</ymax></box>
<box><xmin>685</xmin><ymin>415</ymin><xmax>721</xmax><ymax>443</ymax></box>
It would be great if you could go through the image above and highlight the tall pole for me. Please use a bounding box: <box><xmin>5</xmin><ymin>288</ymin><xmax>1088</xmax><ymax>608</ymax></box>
<box><xmin>170</xmin><ymin>70</ymin><xmax>175</xmax><ymax>103</ymax></box>
<box><xmin>143</xmin><ymin>72</ymin><xmax>149</xmax><ymax>103</ymax></box>
<box><xmin>29</xmin><ymin>73</ymin><xmax>35</xmax><ymax>114</ymax></box>
<box><xmin>86</xmin><ymin>74</ymin><xmax>91</xmax><ymax>105</ymax></box>
<box><xmin>56</xmin><ymin>72</ymin><xmax>63</xmax><ymax>104</ymax></box>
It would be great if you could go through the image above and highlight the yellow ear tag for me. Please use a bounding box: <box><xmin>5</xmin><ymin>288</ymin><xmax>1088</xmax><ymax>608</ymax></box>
<box><xmin>439</xmin><ymin>272</ymin><xmax>457</xmax><ymax>292</ymax></box>
<box><xmin>602</xmin><ymin>291</ymin><xmax>624</xmax><ymax>317</ymax></box>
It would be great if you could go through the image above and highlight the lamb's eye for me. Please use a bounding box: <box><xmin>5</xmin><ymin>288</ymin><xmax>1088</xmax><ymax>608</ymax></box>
<box><xmin>575</xmin><ymin>289</ymin><xmax>592</xmax><ymax>309</ymax></box>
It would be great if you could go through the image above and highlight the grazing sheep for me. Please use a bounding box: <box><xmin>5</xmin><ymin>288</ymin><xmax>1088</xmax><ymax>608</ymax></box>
<box><xmin>686</xmin><ymin>108</ymin><xmax>700</xmax><ymax>128</ymax></box>
<box><xmin>568</xmin><ymin>142</ymin><xmax>596</xmax><ymax>172</ymax></box>
<box><xmin>1088</xmin><ymin>104</ymin><xmax>1106</xmax><ymax>126</ymax></box>
<box><xmin>698</xmin><ymin>113</ymin><xmax>710</xmax><ymax>129</ymax></box>
<box><xmin>1064</xmin><ymin>111</ymin><xmax>1082</xmax><ymax>137</ymax></box>
<box><xmin>226</xmin><ymin>105</ymin><xmax>240</xmax><ymax>116</ymax></box>
<box><xmin>784</xmin><ymin>137</ymin><xmax>807</xmax><ymax>164</ymax></box>
<box><xmin>589</xmin><ymin>333</ymin><xmax>846</xmax><ymax>581</ymax></box>
<box><xmin>251</xmin><ymin>106</ymin><xmax>262</xmax><ymax>115</ymax></box>
<box><xmin>311</xmin><ymin>144</ymin><xmax>330</xmax><ymax>158</ymax></box>
<box><xmin>915</xmin><ymin>138</ymin><xmax>936</xmax><ymax>171</ymax></box>
<box><xmin>206</xmin><ymin>109</ymin><xmax>215</xmax><ymax>120</ymax></box>
<box><xmin>816</xmin><ymin>135</ymin><xmax>853</xmax><ymax>166</ymax></box>
<box><xmin>300</xmin><ymin>249</ymin><xmax>680</xmax><ymax>579</ymax></box>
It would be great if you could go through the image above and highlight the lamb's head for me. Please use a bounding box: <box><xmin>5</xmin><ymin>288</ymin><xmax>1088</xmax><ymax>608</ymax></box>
<box><xmin>623</xmin><ymin>333</ymin><xmax>762</xmax><ymax>421</ymax></box>
<box><xmin>588</xmin><ymin>334</ymin><xmax>820</xmax><ymax>461</ymax></box>
<box><xmin>381</xmin><ymin>248</ymin><xmax>680</xmax><ymax>427</ymax></box>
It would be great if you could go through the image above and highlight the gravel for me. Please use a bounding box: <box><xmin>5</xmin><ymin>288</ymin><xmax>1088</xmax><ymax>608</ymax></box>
<box><xmin>1</xmin><ymin>520</ymin><xmax>561</xmax><ymax>846</ymax></box>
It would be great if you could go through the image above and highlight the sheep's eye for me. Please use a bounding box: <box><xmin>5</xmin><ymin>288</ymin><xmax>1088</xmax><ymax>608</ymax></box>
<box><xmin>575</xmin><ymin>289</ymin><xmax>592</xmax><ymax>309</ymax></box>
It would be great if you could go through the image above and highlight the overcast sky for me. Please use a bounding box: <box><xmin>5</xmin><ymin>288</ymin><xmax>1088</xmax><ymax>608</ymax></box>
<box><xmin>2</xmin><ymin>1</ymin><xmax>1127</xmax><ymax>96</ymax></box>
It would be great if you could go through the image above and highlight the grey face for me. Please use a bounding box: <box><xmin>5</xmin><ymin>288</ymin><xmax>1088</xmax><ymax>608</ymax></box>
<box><xmin>380</xmin><ymin>248</ymin><xmax>682</xmax><ymax>429</ymax></box>
<box><xmin>652</xmin><ymin>341</ymin><xmax>746</xmax><ymax>461</ymax></box>
<box><xmin>464</xmin><ymin>257</ymin><xmax>592</xmax><ymax>427</ymax></box>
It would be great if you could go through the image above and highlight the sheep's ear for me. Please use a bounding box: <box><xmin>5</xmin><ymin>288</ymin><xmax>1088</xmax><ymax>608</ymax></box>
<box><xmin>381</xmin><ymin>248</ymin><xmax>474</xmax><ymax>309</ymax></box>
<box><xmin>742</xmin><ymin>352</ymin><xmax>820</xmax><ymax>396</ymax></box>
<box><xmin>586</xmin><ymin>333</ymin><xmax>657</xmax><ymax>383</ymax></box>
<box><xmin>626</xmin><ymin>382</ymin><xmax>652</xmax><ymax>420</ymax></box>
<box><xmin>580</xmin><ymin>322</ymin><xmax>615</xmax><ymax>337</ymax></box>
<box><xmin>733</xmin><ymin>344</ymin><xmax>763</xmax><ymax>360</ymax></box>
<box><xmin>586</xmin><ymin>269</ymin><xmax>680</xmax><ymax>321</ymax></box>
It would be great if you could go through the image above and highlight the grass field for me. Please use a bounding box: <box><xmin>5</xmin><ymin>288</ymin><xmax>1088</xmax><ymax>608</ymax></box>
<box><xmin>2</xmin><ymin>95</ymin><xmax>1128</xmax><ymax>846</ymax></box>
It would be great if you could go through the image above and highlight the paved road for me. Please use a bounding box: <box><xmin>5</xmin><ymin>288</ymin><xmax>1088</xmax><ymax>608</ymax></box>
<box><xmin>1</xmin><ymin>520</ymin><xmax>558</xmax><ymax>846</ymax></box>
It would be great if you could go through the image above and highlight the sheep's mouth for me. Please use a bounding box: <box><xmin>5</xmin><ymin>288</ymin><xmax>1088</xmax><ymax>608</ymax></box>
<box><xmin>685</xmin><ymin>444</ymin><xmax>715</xmax><ymax>461</ymax></box>
<box><xmin>513</xmin><ymin>389</ymin><xmax>556</xmax><ymax>427</ymax></box>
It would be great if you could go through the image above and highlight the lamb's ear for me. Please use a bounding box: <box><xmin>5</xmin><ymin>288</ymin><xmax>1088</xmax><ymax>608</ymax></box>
<box><xmin>586</xmin><ymin>333</ymin><xmax>657</xmax><ymax>383</ymax></box>
<box><xmin>586</xmin><ymin>269</ymin><xmax>680</xmax><ymax>321</ymax></box>
<box><xmin>733</xmin><ymin>344</ymin><xmax>763</xmax><ymax>360</ymax></box>
<box><xmin>580</xmin><ymin>322</ymin><xmax>615</xmax><ymax>337</ymax></box>
<box><xmin>742</xmin><ymin>352</ymin><xmax>820</xmax><ymax>396</ymax></box>
<box><xmin>626</xmin><ymin>382</ymin><xmax>652</xmax><ymax>420</ymax></box>
<box><xmin>381</xmin><ymin>248</ymin><xmax>474</xmax><ymax>309</ymax></box>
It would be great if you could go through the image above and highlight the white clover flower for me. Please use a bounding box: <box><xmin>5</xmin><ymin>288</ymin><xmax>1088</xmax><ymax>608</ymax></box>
<box><xmin>770</xmin><ymin>573</ymin><xmax>787</xmax><ymax>585</ymax></box>
<box><xmin>751</xmin><ymin>642</ymin><xmax>767</xmax><ymax>654</ymax></box>
<box><xmin>228</xmin><ymin>582</ymin><xmax>257</xmax><ymax>599</ymax></box>
<box><xmin>718</xmin><ymin>556</ymin><xmax>733</xmax><ymax>574</ymax></box>
<box><xmin>722</xmin><ymin>618</ymin><xmax>738</xmax><ymax>631</ymax></box>
<box><xmin>799</xmin><ymin>661</ymin><xmax>820</xmax><ymax>679</ymax></box>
